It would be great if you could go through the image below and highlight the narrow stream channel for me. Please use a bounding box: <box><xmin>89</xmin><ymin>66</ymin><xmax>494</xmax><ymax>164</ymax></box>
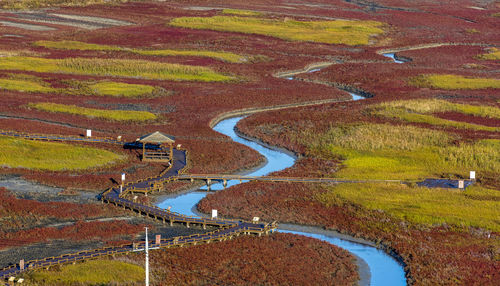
<box><xmin>158</xmin><ymin>94</ymin><xmax>407</xmax><ymax>285</ymax></box>
<box><xmin>382</xmin><ymin>53</ymin><xmax>406</xmax><ymax>64</ymax></box>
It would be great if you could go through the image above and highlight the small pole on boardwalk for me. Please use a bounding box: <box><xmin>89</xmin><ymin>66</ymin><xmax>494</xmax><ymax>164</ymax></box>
<box><xmin>145</xmin><ymin>227</ymin><xmax>149</xmax><ymax>286</ymax></box>
<box><xmin>121</xmin><ymin>173</ymin><xmax>125</xmax><ymax>194</ymax></box>
<box><xmin>458</xmin><ymin>180</ymin><xmax>464</xmax><ymax>190</ymax></box>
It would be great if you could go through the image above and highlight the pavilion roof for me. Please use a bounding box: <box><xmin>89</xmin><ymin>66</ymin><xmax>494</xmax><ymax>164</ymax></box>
<box><xmin>138</xmin><ymin>131</ymin><xmax>175</xmax><ymax>144</ymax></box>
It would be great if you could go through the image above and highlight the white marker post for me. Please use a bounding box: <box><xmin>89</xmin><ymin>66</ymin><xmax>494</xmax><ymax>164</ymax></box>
<box><xmin>120</xmin><ymin>173</ymin><xmax>125</xmax><ymax>194</ymax></box>
<box><xmin>86</xmin><ymin>129</ymin><xmax>91</xmax><ymax>138</ymax></box>
<box><xmin>458</xmin><ymin>180</ymin><xmax>465</xmax><ymax>190</ymax></box>
<box><xmin>211</xmin><ymin>209</ymin><xmax>217</xmax><ymax>219</ymax></box>
<box><xmin>470</xmin><ymin>171</ymin><xmax>476</xmax><ymax>180</ymax></box>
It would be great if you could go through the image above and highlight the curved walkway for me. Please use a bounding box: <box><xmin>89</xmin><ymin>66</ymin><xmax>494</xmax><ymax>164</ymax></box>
<box><xmin>0</xmin><ymin>132</ymin><xmax>275</xmax><ymax>282</ymax></box>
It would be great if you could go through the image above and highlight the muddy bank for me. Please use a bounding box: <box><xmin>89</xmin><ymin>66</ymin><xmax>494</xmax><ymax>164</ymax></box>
<box><xmin>0</xmin><ymin>222</ymin><xmax>207</xmax><ymax>269</ymax></box>
<box><xmin>0</xmin><ymin>175</ymin><xmax>96</xmax><ymax>203</ymax></box>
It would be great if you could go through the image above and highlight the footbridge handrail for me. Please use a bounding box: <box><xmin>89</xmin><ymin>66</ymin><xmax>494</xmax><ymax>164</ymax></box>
<box><xmin>0</xmin><ymin>131</ymin><xmax>276</xmax><ymax>283</ymax></box>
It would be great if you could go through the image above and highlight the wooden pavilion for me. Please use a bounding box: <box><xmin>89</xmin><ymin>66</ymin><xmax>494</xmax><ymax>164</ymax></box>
<box><xmin>138</xmin><ymin>131</ymin><xmax>175</xmax><ymax>163</ymax></box>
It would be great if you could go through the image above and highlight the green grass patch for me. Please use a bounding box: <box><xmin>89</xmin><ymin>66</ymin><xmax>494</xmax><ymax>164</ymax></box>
<box><xmin>316</xmin><ymin>183</ymin><xmax>500</xmax><ymax>232</ymax></box>
<box><xmin>0</xmin><ymin>56</ymin><xmax>233</xmax><ymax>82</ymax></box>
<box><xmin>372</xmin><ymin>99</ymin><xmax>500</xmax><ymax>132</ymax></box>
<box><xmin>170</xmin><ymin>16</ymin><xmax>385</xmax><ymax>45</ymax></box>
<box><xmin>221</xmin><ymin>9</ymin><xmax>263</xmax><ymax>16</ymax></box>
<box><xmin>478</xmin><ymin>47</ymin><xmax>500</xmax><ymax>61</ymax></box>
<box><xmin>0</xmin><ymin>78</ymin><xmax>56</xmax><ymax>93</ymax></box>
<box><xmin>22</xmin><ymin>259</ymin><xmax>143</xmax><ymax>284</ymax></box>
<box><xmin>0</xmin><ymin>73</ymin><xmax>164</xmax><ymax>98</ymax></box>
<box><xmin>136</xmin><ymin>49</ymin><xmax>250</xmax><ymax>63</ymax></box>
<box><xmin>378</xmin><ymin>99</ymin><xmax>500</xmax><ymax>118</ymax></box>
<box><xmin>304</xmin><ymin>123</ymin><xmax>499</xmax><ymax>179</ymax></box>
<box><xmin>0</xmin><ymin>137</ymin><xmax>124</xmax><ymax>171</ymax></box>
<box><xmin>35</xmin><ymin>40</ymin><xmax>252</xmax><ymax>63</ymax></box>
<box><xmin>28</xmin><ymin>102</ymin><xmax>157</xmax><ymax>122</ymax></box>
<box><xmin>34</xmin><ymin>40</ymin><xmax>118</xmax><ymax>51</ymax></box>
<box><xmin>410</xmin><ymin>74</ymin><xmax>500</xmax><ymax>89</ymax></box>
<box><xmin>89</xmin><ymin>81</ymin><xmax>156</xmax><ymax>97</ymax></box>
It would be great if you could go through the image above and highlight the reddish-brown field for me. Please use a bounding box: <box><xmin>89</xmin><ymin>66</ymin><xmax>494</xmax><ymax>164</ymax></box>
<box><xmin>126</xmin><ymin>233</ymin><xmax>359</xmax><ymax>285</ymax></box>
<box><xmin>0</xmin><ymin>220</ymin><xmax>148</xmax><ymax>250</ymax></box>
<box><xmin>199</xmin><ymin>182</ymin><xmax>499</xmax><ymax>285</ymax></box>
<box><xmin>0</xmin><ymin>188</ymin><xmax>148</xmax><ymax>250</ymax></box>
<box><xmin>0</xmin><ymin>0</ymin><xmax>499</xmax><ymax>284</ymax></box>
<box><xmin>1</xmin><ymin>0</ymin><xmax>498</xmax><ymax>186</ymax></box>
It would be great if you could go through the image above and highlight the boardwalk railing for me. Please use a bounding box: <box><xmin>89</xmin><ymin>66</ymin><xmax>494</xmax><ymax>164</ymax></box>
<box><xmin>0</xmin><ymin>221</ymin><xmax>277</xmax><ymax>280</ymax></box>
<box><xmin>175</xmin><ymin>174</ymin><xmax>405</xmax><ymax>184</ymax></box>
<box><xmin>0</xmin><ymin>131</ymin><xmax>276</xmax><ymax>282</ymax></box>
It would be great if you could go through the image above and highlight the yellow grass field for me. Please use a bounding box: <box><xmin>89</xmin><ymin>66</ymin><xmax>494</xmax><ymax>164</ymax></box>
<box><xmin>372</xmin><ymin>99</ymin><xmax>500</xmax><ymax>132</ymax></box>
<box><xmin>22</xmin><ymin>259</ymin><xmax>143</xmax><ymax>284</ymax></box>
<box><xmin>28</xmin><ymin>102</ymin><xmax>158</xmax><ymax>121</ymax></box>
<box><xmin>410</xmin><ymin>74</ymin><xmax>500</xmax><ymax>89</ymax></box>
<box><xmin>35</xmin><ymin>40</ymin><xmax>251</xmax><ymax>63</ymax></box>
<box><xmin>170</xmin><ymin>16</ymin><xmax>385</xmax><ymax>45</ymax></box>
<box><xmin>0</xmin><ymin>56</ymin><xmax>233</xmax><ymax>82</ymax></box>
<box><xmin>0</xmin><ymin>78</ymin><xmax>56</xmax><ymax>93</ymax></box>
<box><xmin>89</xmin><ymin>81</ymin><xmax>156</xmax><ymax>97</ymax></box>
<box><xmin>478</xmin><ymin>48</ymin><xmax>500</xmax><ymax>60</ymax></box>
<box><xmin>304</xmin><ymin>123</ymin><xmax>499</xmax><ymax>179</ymax></box>
<box><xmin>0</xmin><ymin>137</ymin><xmax>125</xmax><ymax>171</ymax></box>
<box><xmin>316</xmin><ymin>183</ymin><xmax>500</xmax><ymax>231</ymax></box>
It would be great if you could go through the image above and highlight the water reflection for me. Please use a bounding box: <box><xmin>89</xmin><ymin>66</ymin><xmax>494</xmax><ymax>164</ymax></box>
<box><xmin>158</xmin><ymin>93</ymin><xmax>406</xmax><ymax>285</ymax></box>
<box><xmin>383</xmin><ymin>53</ymin><xmax>406</xmax><ymax>64</ymax></box>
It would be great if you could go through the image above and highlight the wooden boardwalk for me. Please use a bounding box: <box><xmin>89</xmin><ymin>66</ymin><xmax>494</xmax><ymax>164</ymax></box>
<box><xmin>0</xmin><ymin>131</ymin><xmax>276</xmax><ymax>282</ymax></box>
<box><xmin>0</xmin><ymin>130</ymin><xmax>471</xmax><ymax>282</ymax></box>
<box><xmin>175</xmin><ymin>174</ymin><xmax>404</xmax><ymax>185</ymax></box>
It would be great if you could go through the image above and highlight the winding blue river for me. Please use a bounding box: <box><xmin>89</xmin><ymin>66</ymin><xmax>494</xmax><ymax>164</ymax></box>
<box><xmin>158</xmin><ymin>95</ymin><xmax>407</xmax><ymax>285</ymax></box>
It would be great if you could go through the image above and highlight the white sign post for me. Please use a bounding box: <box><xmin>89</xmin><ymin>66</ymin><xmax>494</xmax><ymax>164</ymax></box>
<box><xmin>470</xmin><ymin>171</ymin><xmax>476</xmax><ymax>180</ymax></box>
<box><xmin>211</xmin><ymin>209</ymin><xmax>217</xmax><ymax>219</ymax></box>
<box><xmin>458</xmin><ymin>180</ymin><xmax>464</xmax><ymax>189</ymax></box>
<box><xmin>86</xmin><ymin>129</ymin><xmax>91</xmax><ymax>138</ymax></box>
<box><xmin>120</xmin><ymin>173</ymin><xmax>125</xmax><ymax>194</ymax></box>
<box><xmin>252</xmin><ymin>217</ymin><xmax>260</xmax><ymax>224</ymax></box>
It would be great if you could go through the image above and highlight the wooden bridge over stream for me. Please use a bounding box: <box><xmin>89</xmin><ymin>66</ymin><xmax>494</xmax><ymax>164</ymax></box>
<box><xmin>175</xmin><ymin>174</ymin><xmax>403</xmax><ymax>187</ymax></box>
<box><xmin>0</xmin><ymin>131</ymin><xmax>276</xmax><ymax>283</ymax></box>
<box><xmin>0</xmin><ymin>129</ymin><xmax>473</xmax><ymax>283</ymax></box>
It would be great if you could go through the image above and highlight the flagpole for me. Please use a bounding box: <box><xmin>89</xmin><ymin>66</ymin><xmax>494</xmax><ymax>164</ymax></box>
<box><xmin>145</xmin><ymin>227</ymin><xmax>149</xmax><ymax>286</ymax></box>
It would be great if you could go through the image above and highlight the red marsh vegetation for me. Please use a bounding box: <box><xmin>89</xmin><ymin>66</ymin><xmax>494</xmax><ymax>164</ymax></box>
<box><xmin>0</xmin><ymin>1</ymin><xmax>498</xmax><ymax>284</ymax></box>
<box><xmin>126</xmin><ymin>233</ymin><xmax>359</xmax><ymax>285</ymax></box>
<box><xmin>198</xmin><ymin>182</ymin><xmax>500</xmax><ymax>285</ymax></box>
<box><xmin>0</xmin><ymin>188</ymin><xmax>148</xmax><ymax>249</ymax></box>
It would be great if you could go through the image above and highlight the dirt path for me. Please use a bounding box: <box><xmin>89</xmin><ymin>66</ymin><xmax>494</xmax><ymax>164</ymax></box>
<box><xmin>376</xmin><ymin>42</ymin><xmax>496</xmax><ymax>55</ymax></box>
